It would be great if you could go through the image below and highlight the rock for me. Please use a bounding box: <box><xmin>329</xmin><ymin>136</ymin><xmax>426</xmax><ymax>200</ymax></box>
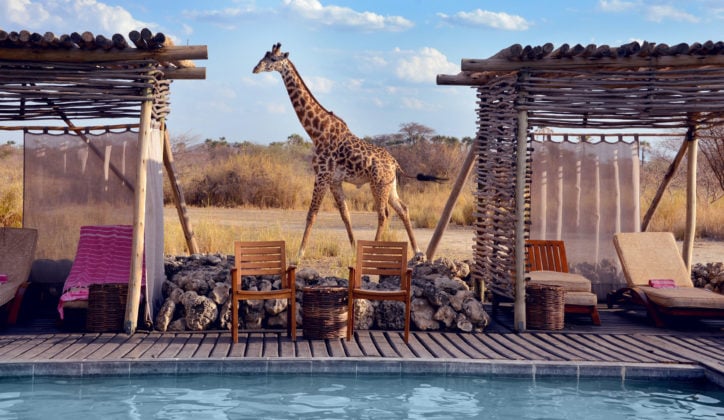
<box><xmin>184</xmin><ymin>295</ymin><xmax>218</xmax><ymax>331</ymax></box>
<box><xmin>433</xmin><ymin>305</ymin><xmax>457</xmax><ymax>328</ymax></box>
<box><xmin>267</xmin><ymin>310</ymin><xmax>289</xmax><ymax>328</ymax></box>
<box><xmin>160</xmin><ymin>253</ymin><xmax>489</xmax><ymax>334</ymax></box>
<box><xmin>411</xmin><ymin>297</ymin><xmax>439</xmax><ymax>331</ymax></box>
<box><xmin>376</xmin><ymin>301</ymin><xmax>405</xmax><ymax>330</ymax></box>
<box><xmin>219</xmin><ymin>299</ymin><xmax>232</xmax><ymax>330</ymax></box>
<box><xmin>352</xmin><ymin>299</ymin><xmax>375</xmax><ymax>330</ymax></box>
<box><xmin>155</xmin><ymin>299</ymin><xmax>176</xmax><ymax>332</ymax></box>
<box><xmin>209</xmin><ymin>283</ymin><xmax>230</xmax><ymax>305</ymax></box>
<box><xmin>167</xmin><ymin>318</ymin><xmax>187</xmax><ymax>331</ymax></box>
<box><xmin>456</xmin><ymin>313</ymin><xmax>474</xmax><ymax>332</ymax></box>
<box><xmin>463</xmin><ymin>298</ymin><xmax>490</xmax><ymax>328</ymax></box>
<box><xmin>264</xmin><ymin>298</ymin><xmax>288</xmax><ymax>316</ymax></box>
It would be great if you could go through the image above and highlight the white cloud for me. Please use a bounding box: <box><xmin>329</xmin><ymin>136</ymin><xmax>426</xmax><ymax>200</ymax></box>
<box><xmin>1</xmin><ymin>0</ymin><xmax>152</xmax><ymax>35</ymax></box>
<box><xmin>401</xmin><ymin>97</ymin><xmax>426</xmax><ymax>110</ymax></box>
<box><xmin>437</xmin><ymin>9</ymin><xmax>530</xmax><ymax>31</ymax></box>
<box><xmin>306</xmin><ymin>76</ymin><xmax>335</xmax><ymax>94</ymax></box>
<box><xmin>265</xmin><ymin>103</ymin><xmax>288</xmax><ymax>114</ymax></box>
<box><xmin>395</xmin><ymin>47</ymin><xmax>459</xmax><ymax>84</ymax></box>
<box><xmin>241</xmin><ymin>73</ymin><xmax>279</xmax><ymax>87</ymax></box>
<box><xmin>598</xmin><ymin>0</ymin><xmax>637</xmax><ymax>12</ymax></box>
<box><xmin>182</xmin><ymin>7</ymin><xmax>259</xmax><ymax>30</ymax></box>
<box><xmin>647</xmin><ymin>5</ymin><xmax>699</xmax><ymax>23</ymax></box>
<box><xmin>282</xmin><ymin>0</ymin><xmax>413</xmax><ymax>31</ymax></box>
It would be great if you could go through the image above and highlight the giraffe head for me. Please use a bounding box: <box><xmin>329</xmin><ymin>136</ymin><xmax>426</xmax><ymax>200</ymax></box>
<box><xmin>253</xmin><ymin>42</ymin><xmax>289</xmax><ymax>73</ymax></box>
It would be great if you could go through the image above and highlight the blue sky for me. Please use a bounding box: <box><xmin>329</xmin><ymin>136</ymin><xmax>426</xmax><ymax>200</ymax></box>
<box><xmin>1</xmin><ymin>0</ymin><xmax>723</xmax><ymax>144</ymax></box>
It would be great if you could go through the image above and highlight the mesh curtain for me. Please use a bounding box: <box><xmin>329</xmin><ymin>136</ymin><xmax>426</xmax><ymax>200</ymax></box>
<box><xmin>529</xmin><ymin>137</ymin><xmax>640</xmax><ymax>298</ymax></box>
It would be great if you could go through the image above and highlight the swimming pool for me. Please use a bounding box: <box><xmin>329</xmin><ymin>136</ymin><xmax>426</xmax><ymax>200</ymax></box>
<box><xmin>0</xmin><ymin>373</ymin><xmax>721</xmax><ymax>419</ymax></box>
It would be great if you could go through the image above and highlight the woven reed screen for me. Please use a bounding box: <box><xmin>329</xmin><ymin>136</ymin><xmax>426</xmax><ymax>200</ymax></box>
<box><xmin>473</xmin><ymin>74</ymin><xmax>532</xmax><ymax>300</ymax></box>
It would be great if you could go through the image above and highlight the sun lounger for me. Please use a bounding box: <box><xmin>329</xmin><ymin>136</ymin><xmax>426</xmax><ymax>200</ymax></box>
<box><xmin>611</xmin><ymin>231</ymin><xmax>724</xmax><ymax>327</ymax></box>
<box><xmin>0</xmin><ymin>228</ymin><xmax>38</xmax><ymax>324</ymax></box>
<box><xmin>58</xmin><ymin>225</ymin><xmax>144</xmax><ymax>320</ymax></box>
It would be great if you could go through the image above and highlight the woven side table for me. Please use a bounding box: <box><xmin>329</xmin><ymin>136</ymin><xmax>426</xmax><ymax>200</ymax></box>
<box><xmin>526</xmin><ymin>283</ymin><xmax>565</xmax><ymax>330</ymax></box>
<box><xmin>303</xmin><ymin>286</ymin><xmax>348</xmax><ymax>339</ymax></box>
<box><xmin>86</xmin><ymin>283</ymin><xmax>129</xmax><ymax>333</ymax></box>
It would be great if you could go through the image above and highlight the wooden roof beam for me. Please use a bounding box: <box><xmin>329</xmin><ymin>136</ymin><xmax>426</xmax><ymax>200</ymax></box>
<box><xmin>0</xmin><ymin>45</ymin><xmax>207</xmax><ymax>66</ymax></box>
<box><xmin>460</xmin><ymin>54</ymin><xmax>724</xmax><ymax>73</ymax></box>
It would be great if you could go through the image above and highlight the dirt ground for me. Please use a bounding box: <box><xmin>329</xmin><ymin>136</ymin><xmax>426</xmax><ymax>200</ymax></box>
<box><xmin>169</xmin><ymin>207</ymin><xmax>724</xmax><ymax>270</ymax></box>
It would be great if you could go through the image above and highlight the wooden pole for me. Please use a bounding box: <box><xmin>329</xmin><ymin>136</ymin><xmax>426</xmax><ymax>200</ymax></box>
<box><xmin>683</xmin><ymin>127</ymin><xmax>698</xmax><ymax>272</ymax></box>
<box><xmin>163</xmin><ymin>128</ymin><xmax>199</xmax><ymax>254</ymax></box>
<box><xmin>514</xmin><ymin>72</ymin><xmax>529</xmax><ymax>332</ymax></box>
<box><xmin>425</xmin><ymin>145</ymin><xmax>475</xmax><ymax>260</ymax></box>
<box><xmin>124</xmin><ymin>88</ymin><xmax>153</xmax><ymax>334</ymax></box>
<box><xmin>641</xmin><ymin>136</ymin><xmax>689</xmax><ymax>231</ymax></box>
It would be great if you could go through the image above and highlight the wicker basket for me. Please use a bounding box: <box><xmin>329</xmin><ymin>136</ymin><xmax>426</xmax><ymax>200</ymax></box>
<box><xmin>303</xmin><ymin>286</ymin><xmax>348</xmax><ymax>339</ymax></box>
<box><xmin>86</xmin><ymin>283</ymin><xmax>129</xmax><ymax>333</ymax></box>
<box><xmin>526</xmin><ymin>283</ymin><xmax>565</xmax><ymax>330</ymax></box>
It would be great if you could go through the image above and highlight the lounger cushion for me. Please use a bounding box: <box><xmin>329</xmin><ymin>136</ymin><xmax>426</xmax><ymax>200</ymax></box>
<box><xmin>613</xmin><ymin>232</ymin><xmax>693</xmax><ymax>288</ymax></box>
<box><xmin>565</xmin><ymin>291</ymin><xmax>598</xmax><ymax>307</ymax></box>
<box><xmin>528</xmin><ymin>271</ymin><xmax>591</xmax><ymax>293</ymax></box>
<box><xmin>639</xmin><ymin>286</ymin><xmax>724</xmax><ymax>310</ymax></box>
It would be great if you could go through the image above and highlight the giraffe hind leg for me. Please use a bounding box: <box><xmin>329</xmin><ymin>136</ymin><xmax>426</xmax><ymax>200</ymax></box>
<box><xmin>388</xmin><ymin>186</ymin><xmax>420</xmax><ymax>254</ymax></box>
<box><xmin>330</xmin><ymin>183</ymin><xmax>355</xmax><ymax>248</ymax></box>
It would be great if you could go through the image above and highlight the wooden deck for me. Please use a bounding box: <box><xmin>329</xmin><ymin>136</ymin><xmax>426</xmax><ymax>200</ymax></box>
<box><xmin>1</xmin><ymin>306</ymin><xmax>722</xmax><ymax>385</ymax></box>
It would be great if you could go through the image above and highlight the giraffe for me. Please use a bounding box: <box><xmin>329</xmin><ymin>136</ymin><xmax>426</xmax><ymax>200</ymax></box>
<box><xmin>253</xmin><ymin>43</ymin><xmax>444</xmax><ymax>260</ymax></box>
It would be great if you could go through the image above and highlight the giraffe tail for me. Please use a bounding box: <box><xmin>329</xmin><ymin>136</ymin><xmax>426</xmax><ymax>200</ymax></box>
<box><xmin>415</xmin><ymin>173</ymin><xmax>448</xmax><ymax>183</ymax></box>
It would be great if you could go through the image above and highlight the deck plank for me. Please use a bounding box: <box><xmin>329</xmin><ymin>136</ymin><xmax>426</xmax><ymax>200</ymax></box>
<box><xmin>385</xmin><ymin>333</ymin><xmax>417</xmax><ymax>359</ymax></box>
<box><xmin>370</xmin><ymin>331</ymin><xmax>401</xmax><ymax>358</ymax></box>
<box><xmin>65</xmin><ymin>334</ymin><xmax>118</xmax><ymax>360</ymax></box>
<box><xmin>566</xmin><ymin>334</ymin><xmax>645</xmax><ymax>363</ymax></box>
<box><xmin>468</xmin><ymin>333</ymin><xmax>519</xmax><ymax>360</ymax></box>
<box><xmin>123</xmin><ymin>333</ymin><xmax>164</xmax><ymax>359</ymax></box>
<box><xmin>354</xmin><ymin>331</ymin><xmax>382</xmax><ymax>357</ymax></box>
<box><xmin>519</xmin><ymin>333</ymin><xmax>585</xmax><ymax>361</ymax></box>
<box><xmin>245</xmin><ymin>333</ymin><xmax>264</xmax><ymax>358</ymax></box>
<box><xmin>227</xmin><ymin>333</ymin><xmax>248</xmax><ymax>357</ymax></box>
<box><xmin>263</xmin><ymin>334</ymin><xmax>280</xmax><ymax>358</ymax></box>
<box><xmin>176</xmin><ymin>334</ymin><xmax>204</xmax><ymax>359</ymax></box>
<box><xmin>16</xmin><ymin>335</ymin><xmax>81</xmax><ymax>360</ymax></box>
<box><xmin>193</xmin><ymin>333</ymin><xmax>220</xmax><ymax>358</ymax></box>
<box><xmin>428</xmin><ymin>334</ymin><xmax>471</xmax><ymax>359</ymax></box>
<box><xmin>412</xmin><ymin>332</ymin><xmax>456</xmax><ymax>359</ymax></box>
<box><xmin>104</xmin><ymin>332</ymin><xmax>149</xmax><ymax>359</ymax></box>
<box><xmin>309</xmin><ymin>339</ymin><xmax>330</xmax><ymax>357</ymax></box>
<box><xmin>534</xmin><ymin>333</ymin><xmax>608</xmax><ymax>361</ymax></box>
<box><xmin>340</xmin><ymin>336</ymin><xmax>365</xmax><ymax>357</ymax></box>
<box><xmin>158</xmin><ymin>333</ymin><xmax>191</xmax><ymax>359</ymax></box>
<box><xmin>294</xmin><ymin>339</ymin><xmax>313</xmax><ymax>358</ymax></box>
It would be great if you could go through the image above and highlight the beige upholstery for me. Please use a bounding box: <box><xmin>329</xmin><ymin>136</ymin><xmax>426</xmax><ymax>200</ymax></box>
<box><xmin>528</xmin><ymin>271</ymin><xmax>592</xmax><ymax>293</ymax></box>
<box><xmin>0</xmin><ymin>228</ymin><xmax>38</xmax><ymax>308</ymax></box>
<box><xmin>613</xmin><ymin>232</ymin><xmax>693</xmax><ymax>288</ymax></box>
<box><xmin>612</xmin><ymin>231</ymin><xmax>724</xmax><ymax>326</ymax></box>
<box><xmin>565</xmin><ymin>291</ymin><xmax>598</xmax><ymax>307</ymax></box>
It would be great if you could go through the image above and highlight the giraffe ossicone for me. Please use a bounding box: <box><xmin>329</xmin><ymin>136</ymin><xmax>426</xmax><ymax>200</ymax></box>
<box><xmin>253</xmin><ymin>43</ymin><xmax>446</xmax><ymax>261</ymax></box>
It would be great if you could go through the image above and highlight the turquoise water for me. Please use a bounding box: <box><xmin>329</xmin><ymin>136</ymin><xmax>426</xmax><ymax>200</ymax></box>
<box><xmin>0</xmin><ymin>374</ymin><xmax>721</xmax><ymax>419</ymax></box>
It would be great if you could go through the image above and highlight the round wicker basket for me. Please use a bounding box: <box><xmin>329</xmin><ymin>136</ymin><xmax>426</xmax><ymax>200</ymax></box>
<box><xmin>86</xmin><ymin>283</ymin><xmax>129</xmax><ymax>333</ymax></box>
<box><xmin>526</xmin><ymin>283</ymin><xmax>565</xmax><ymax>330</ymax></box>
<box><xmin>302</xmin><ymin>286</ymin><xmax>348</xmax><ymax>339</ymax></box>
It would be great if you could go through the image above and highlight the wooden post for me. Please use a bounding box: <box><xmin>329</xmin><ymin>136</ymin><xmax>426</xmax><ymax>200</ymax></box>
<box><xmin>641</xmin><ymin>137</ymin><xmax>689</xmax><ymax>231</ymax></box>
<box><xmin>683</xmin><ymin>127</ymin><xmax>698</xmax><ymax>272</ymax></box>
<box><xmin>124</xmin><ymin>88</ymin><xmax>153</xmax><ymax>334</ymax></box>
<box><xmin>163</xmin><ymin>128</ymin><xmax>200</xmax><ymax>254</ymax></box>
<box><xmin>514</xmin><ymin>72</ymin><xmax>529</xmax><ymax>332</ymax></box>
<box><xmin>425</xmin><ymin>145</ymin><xmax>475</xmax><ymax>260</ymax></box>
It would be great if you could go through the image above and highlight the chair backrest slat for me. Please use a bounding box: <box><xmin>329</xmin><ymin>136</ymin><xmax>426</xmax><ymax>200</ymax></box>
<box><xmin>526</xmin><ymin>240</ymin><xmax>569</xmax><ymax>273</ymax></box>
<box><xmin>235</xmin><ymin>240</ymin><xmax>286</xmax><ymax>278</ymax></box>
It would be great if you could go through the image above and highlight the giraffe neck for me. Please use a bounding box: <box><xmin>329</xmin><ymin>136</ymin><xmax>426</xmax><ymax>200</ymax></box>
<box><xmin>279</xmin><ymin>61</ymin><xmax>348</xmax><ymax>145</ymax></box>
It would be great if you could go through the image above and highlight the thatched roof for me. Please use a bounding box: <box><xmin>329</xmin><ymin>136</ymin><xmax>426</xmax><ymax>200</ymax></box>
<box><xmin>438</xmin><ymin>41</ymin><xmax>724</xmax><ymax>130</ymax></box>
<box><xmin>0</xmin><ymin>28</ymin><xmax>207</xmax><ymax>125</ymax></box>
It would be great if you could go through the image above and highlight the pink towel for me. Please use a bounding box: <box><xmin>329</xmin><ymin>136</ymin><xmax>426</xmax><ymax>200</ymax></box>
<box><xmin>58</xmin><ymin>225</ymin><xmax>145</xmax><ymax>319</ymax></box>
<box><xmin>0</xmin><ymin>274</ymin><xmax>7</xmax><ymax>284</ymax></box>
<box><xmin>648</xmin><ymin>278</ymin><xmax>676</xmax><ymax>289</ymax></box>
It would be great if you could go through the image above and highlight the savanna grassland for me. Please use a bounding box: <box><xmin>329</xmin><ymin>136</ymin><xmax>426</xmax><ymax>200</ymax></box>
<box><xmin>3</xmin><ymin>132</ymin><xmax>724</xmax><ymax>275</ymax></box>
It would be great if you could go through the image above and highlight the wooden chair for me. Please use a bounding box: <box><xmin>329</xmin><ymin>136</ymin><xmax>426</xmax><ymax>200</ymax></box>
<box><xmin>525</xmin><ymin>240</ymin><xmax>602</xmax><ymax>326</ymax></box>
<box><xmin>230</xmin><ymin>241</ymin><xmax>296</xmax><ymax>343</ymax></box>
<box><xmin>347</xmin><ymin>240</ymin><xmax>412</xmax><ymax>343</ymax></box>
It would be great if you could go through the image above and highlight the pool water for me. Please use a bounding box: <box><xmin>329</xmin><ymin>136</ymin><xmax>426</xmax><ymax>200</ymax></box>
<box><xmin>0</xmin><ymin>374</ymin><xmax>721</xmax><ymax>419</ymax></box>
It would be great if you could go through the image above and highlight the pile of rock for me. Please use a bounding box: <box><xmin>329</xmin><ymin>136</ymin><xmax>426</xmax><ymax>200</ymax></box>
<box><xmin>155</xmin><ymin>254</ymin><xmax>490</xmax><ymax>334</ymax></box>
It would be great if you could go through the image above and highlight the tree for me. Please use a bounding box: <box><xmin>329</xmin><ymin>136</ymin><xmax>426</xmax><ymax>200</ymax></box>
<box><xmin>399</xmin><ymin>122</ymin><xmax>435</xmax><ymax>145</ymax></box>
<box><xmin>286</xmin><ymin>133</ymin><xmax>307</xmax><ymax>146</ymax></box>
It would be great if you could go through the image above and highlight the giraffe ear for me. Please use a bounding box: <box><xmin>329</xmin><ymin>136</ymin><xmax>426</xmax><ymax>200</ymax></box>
<box><xmin>283</xmin><ymin>52</ymin><xmax>289</xmax><ymax>58</ymax></box>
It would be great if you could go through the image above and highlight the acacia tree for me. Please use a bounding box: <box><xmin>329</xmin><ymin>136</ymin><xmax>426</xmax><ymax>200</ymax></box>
<box><xmin>399</xmin><ymin>122</ymin><xmax>435</xmax><ymax>145</ymax></box>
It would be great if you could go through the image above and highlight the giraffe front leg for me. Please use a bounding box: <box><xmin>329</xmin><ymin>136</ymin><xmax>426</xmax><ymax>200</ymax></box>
<box><xmin>299</xmin><ymin>176</ymin><xmax>329</xmax><ymax>261</ymax></box>
<box><xmin>330</xmin><ymin>183</ymin><xmax>355</xmax><ymax>248</ymax></box>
